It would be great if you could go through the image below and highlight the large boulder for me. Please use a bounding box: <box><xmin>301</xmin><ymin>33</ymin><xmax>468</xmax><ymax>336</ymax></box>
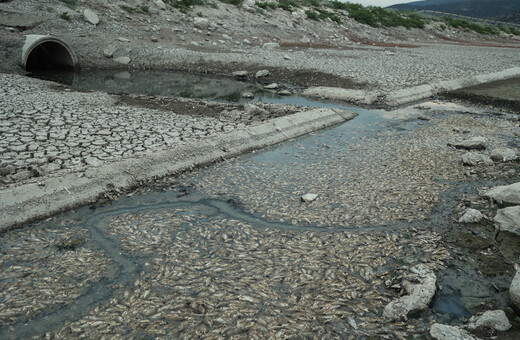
<box><xmin>490</xmin><ymin>148</ymin><xmax>518</xmax><ymax>163</ymax></box>
<box><xmin>494</xmin><ymin>206</ymin><xmax>520</xmax><ymax>236</ymax></box>
<box><xmin>383</xmin><ymin>264</ymin><xmax>436</xmax><ymax>320</ymax></box>
<box><xmin>430</xmin><ymin>324</ymin><xmax>480</xmax><ymax>340</ymax></box>
<box><xmin>511</xmin><ymin>264</ymin><xmax>520</xmax><ymax>310</ymax></box>
<box><xmin>83</xmin><ymin>9</ymin><xmax>100</xmax><ymax>26</ymax></box>
<box><xmin>448</xmin><ymin>137</ymin><xmax>486</xmax><ymax>150</ymax></box>
<box><xmin>462</xmin><ymin>152</ymin><xmax>493</xmax><ymax>166</ymax></box>
<box><xmin>467</xmin><ymin>310</ymin><xmax>511</xmax><ymax>332</ymax></box>
<box><xmin>485</xmin><ymin>182</ymin><xmax>520</xmax><ymax>205</ymax></box>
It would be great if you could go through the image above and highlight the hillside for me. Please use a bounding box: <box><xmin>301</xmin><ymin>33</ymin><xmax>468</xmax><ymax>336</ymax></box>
<box><xmin>389</xmin><ymin>0</ymin><xmax>520</xmax><ymax>22</ymax></box>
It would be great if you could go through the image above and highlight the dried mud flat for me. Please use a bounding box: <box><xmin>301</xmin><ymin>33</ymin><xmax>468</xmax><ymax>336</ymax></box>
<box><xmin>1</xmin><ymin>99</ymin><xmax>520</xmax><ymax>339</ymax></box>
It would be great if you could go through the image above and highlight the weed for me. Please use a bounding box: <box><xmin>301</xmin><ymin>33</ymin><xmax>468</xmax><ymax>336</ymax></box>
<box><xmin>164</xmin><ymin>0</ymin><xmax>206</xmax><ymax>13</ymax></box>
<box><xmin>197</xmin><ymin>11</ymin><xmax>203</xmax><ymax>17</ymax></box>
<box><xmin>59</xmin><ymin>0</ymin><xmax>77</xmax><ymax>9</ymax></box>
<box><xmin>218</xmin><ymin>0</ymin><xmax>244</xmax><ymax>6</ymax></box>
<box><xmin>440</xmin><ymin>24</ymin><xmax>446</xmax><ymax>31</ymax></box>
<box><xmin>60</xmin><ymin>12</ymin><xmax>71</xmax><ymax>20</ymax></box>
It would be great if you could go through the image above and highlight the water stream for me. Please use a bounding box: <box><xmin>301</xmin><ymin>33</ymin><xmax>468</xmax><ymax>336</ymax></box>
<box><xmin>8</xmin><ymin>71</ymin><xmax>519</xmax><ymax>338</ymax></box>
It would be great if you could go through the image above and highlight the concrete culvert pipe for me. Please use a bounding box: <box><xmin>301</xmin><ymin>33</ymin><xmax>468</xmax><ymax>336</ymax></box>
<box><xmin>21</xmin><ymin>35</ymin><xmax>79</xmax><ymax>72</ymax></box>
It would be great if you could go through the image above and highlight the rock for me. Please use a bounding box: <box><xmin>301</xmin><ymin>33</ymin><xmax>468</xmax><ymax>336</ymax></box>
<box><xmin>485</xmin><ymin>182</ymin><xmax>520</xmax><ymax>205</ymax></box>
<box><xmin>243</xmin><ymin>39</ymin><xmax>251</xmax><ymax>45</ymax></box>
<box><xmin>222</xmin><ymin>34</ymin><xmax>232</xmax><ymax>40</ymax></box>
<box><xmin>208</xmin><ymin>22</ymin><xmax>218</xmax><ymax>31</ymax></box>
<box><xmin>490</xmin><ymin>148</ymin><xmax>518</xmax><ymax>162</ymax></box>
<box><xmin>232</xmin><ymin>71</ymin><xmax>248</xmax><ymax>79</ymax></box>
<box><xmin>117</xmin><ymin>37</ymin><xmax>130</xmax><ymax>42</ymax></box>
<box><xmin>193</xmin><ymin>17</ymin><xmax>209</xmax><ymax>30</ymax></box>
<box><xmin>151</xmin><ymin>37</ymin><xmax>158</xmax><ymax>42</ymax></box>
<box><xmin>494</xmin><ymin>206</ymin><xmax>520</xmax><ymax>236</ymax></box>
<box><xmin>277</xmin><ymin>90</ymin><xmax>292</xmax><ymax>96</ymax></box>
<box><xmin>255</xmin><ymin>70</ymin><xmax>270</xmax><ymax>78</ymax></box>
<box><xmin>83</xmin><ymin>9</ymin><xmax>100</xmax><ymax>26</ymax></box>
<box><xmin>242</xmin><ymin>92</ymin><xmax>254</xmax><ymax>99</ymax></box>
<box><xmin>262</xmin><ymin>42</ymin><xmax>280</xmax><ymax>50</ymax></box>
<box><xmin>113</xmin><ymin>56</ymin><xmax>131</xmax><ymax>65</ymax></box>
<box><xmin>459</xmin><ymin>208</ymin><xmax>484</xmax><ymax>223</ymax></box>
<box><xmin>244</xmin><ymin>104</ymin><xmax>268</xmax><ymax>117</ymax></box>
<box><xmin>301</xmin><ymin>194</ymin><xmax>318</xmax><ymax>202</ymax></box>
<box><xmin>448</xmin><ymin>137</ymin><xmax>486</xmax><ymax>150</ymax></box>
<box><xmin>103</xmin><ymin>45</ymin><xmax>116</xmax><ymax>58</ymax></box>
<box><xmin>462</xmin><ymin>152</ymin><xmax>493</xmax><ymax>166</ymax></box>
<box><xmin>264</xmin><ymin>83</ymin><xmax>279</xmax><ymax>90</ymax></box>
<box><xmin>430</xmin><ymin>323</ymin><xmax>480</xmax><ymax>340</ymax></box>
<box><xmin>155</xmin><ymin>0</ymin><xmax>166</xmax><ymax>10</ymax></box>
<box><xmin>467</xmin><ymin>310</ymin><xmax>511</xmax><ymax>332</ymax></box>
<box><xmin>511</xmin><ymin>264</ymin><xmax>520</xmax><ymax>310</ymax></box>
<box><xmin>383</xmin><ymin>264</ymin><xmax>436</xmax><ymax>320</ymax></box>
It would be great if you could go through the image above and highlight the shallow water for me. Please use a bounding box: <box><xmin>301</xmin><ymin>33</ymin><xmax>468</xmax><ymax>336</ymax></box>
<box><xmin>29</xmin><ymin>69</ymin><xmax>288</xmax><ymax>103</ymax></box>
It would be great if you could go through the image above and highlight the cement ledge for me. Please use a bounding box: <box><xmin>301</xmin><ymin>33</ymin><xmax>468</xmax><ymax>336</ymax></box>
<box><xmin>302</xmin><ymin>67</ymin><xmax>520</xmax><ymax>107</ymax></box>
<box><xmin>0</xmin><ymin>107</ymin><xmax>357</xmax><ymax>232</ymax></box>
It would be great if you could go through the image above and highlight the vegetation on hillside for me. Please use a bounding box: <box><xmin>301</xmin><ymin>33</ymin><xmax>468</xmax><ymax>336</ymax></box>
<box><xmin>157</xmin><ymin>0</ymin><xmax>520</xmax><ymax>35</ymax></box>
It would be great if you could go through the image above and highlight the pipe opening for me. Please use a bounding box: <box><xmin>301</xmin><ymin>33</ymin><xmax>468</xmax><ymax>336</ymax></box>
<box><xmin>26</xmin><ymin>41</ymin><xmax>75</xmax><ymax>72</ymax></box>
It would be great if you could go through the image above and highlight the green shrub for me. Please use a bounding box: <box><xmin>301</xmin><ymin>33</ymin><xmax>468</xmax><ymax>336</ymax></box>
<box><xmin>440</xmin><ymin>24</ymin><xmax>447</xmax><ymax>31</ymax></box>
<box><xmin>305</xmin><ymin>10</ymin><xmax>319</xmax><ymax>21</ymax></box>
<box><xmin>164</xmin><ymin>0</ymin><xmax>206</xmax><ymax>13</ymax></box>
<box><xmin>218</xmin><ymin>0</ymin><xmax>244</xmax><ymax>6</ymax></box>
<box><xmin>499</xmin><ymin>25</ymin><xmax>520</xmax><ymax>36</ymax></box>
<box><xmin>60</xmin><ymin>12</ymin><xmax>71</xmax><ymax>20</ymax></box>
<box><xmin>442</xmin><ymin>17</ymin><xmax>498</xmax><ymax>35</ymax></box>
<box><xmin>59</xmin><ymin>0</ymin><xmax>77</xmax><ymax>9</ymax></box>
<box><xmin>257</xmin><ymin>1</ymin><xmax>277</xmax><ymax>10</ymax></box>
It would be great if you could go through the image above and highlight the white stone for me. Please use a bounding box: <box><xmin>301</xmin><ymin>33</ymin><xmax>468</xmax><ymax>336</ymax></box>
<box><xmin>262</xmin><ymin>42</ymin><xmax>280</xmax><ymax>49</ymax></box>
<box><xmin>83</xmin><ymin>9</ymin><xmax>100</xmax><ymax>26</ymax></box>
<box><xmin>232</xmin><ymin>71</ymin><xmax>248</xmax><ymax>78</ymax></box>
<box><xmin>467</xmin><ymin>310</ymin><xmax>511</xmax><ymax>332</ymax></box>
<box><xmin>459</xmin><ymin>208</ymin><xmax>484</xmax><ymax>223</ymax></box>
<box><xmin>511</xmin><ymin>264</ymin><xmax>520</xmax><ymax>310</ymax></box>
<box><xmin>383</xmin><ymin>264</ymin><xmax>436</xmax><ymax>320</ymax></box>
<box><xmin>462</xmin><ymin>152</ymin><xmax>493</xmax><ymax>166</ymax></box>
<box><xmin>255</xmin><ymin>70</ymin><xmax>270</xmax><ymax>78</ymax></box>
<box><xmin>449</xmin><ymin>137</ymin><xmax>487</xmax><ymax>150</ymax></box>
<box><xmin>242</xmin><ymin>92</ymin><xmax>254</xmax><ymax>99</ymax></box>
<box><xmin>494</xmin><ymin>206</ymin><xmax>520</xmax><ymax>236</ymax></box>
<box><xmin>301</xmin><ymin>194</ymin><xmax>318</xmax><ymax>202</ymax></box>
<box><xmin>490</xmin><ymin>147</ymin><xmax>518</xmax><ymax>162</ymax></box>
<box><xmin>118</xmin><ymin>37</ymin><xmax>130</xmax><ymax>42</ymax></box>
<box><xmin>103</xmin><ymin>45</ymin><xmax>116</xmax><ymax>58</ymax></box>
<box><xmin>264</xmin><ymin>83</ymin><xmax>279</xmax><ymax>90</ymax></box>
<box><xmin>430</xmin><ymin>324</ymin><xmax>480</xmax><ymax>340</ymax></box>
<box><xmin>155</xmin><ymin>0</ymin><xmax>166</xmax><ymax>10</ymax></box>
<box><xmin>485</xmin><ymin>182</ymin><xmax>520</xmax><ymax>205</ymax></box>
<box><xmin>193</xmin><ymin>17</ymin><xmax>209</xmax><ymax>30</ymax></box>
<box><xmin>113</xmin><ymin>56</ymin><xmax>131</xmax><ymax>65</ymax></box>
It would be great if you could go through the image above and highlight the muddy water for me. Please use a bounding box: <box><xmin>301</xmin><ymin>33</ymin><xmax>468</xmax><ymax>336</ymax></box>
<box><xmin>29</xmin><ymin>69</ymin><xmax>288</xmax><ymax>103</ymax></box>
<box><xmin>1</xmin><ymin>88</ymin><xmax>519</xmax><ymax>338</ymax></box>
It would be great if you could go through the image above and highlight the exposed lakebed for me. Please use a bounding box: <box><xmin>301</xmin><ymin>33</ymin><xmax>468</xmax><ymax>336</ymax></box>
<box><xmin>3</xmin><ymin>71</ymin><xmax>520</xmax><ymax>338</ymax></box>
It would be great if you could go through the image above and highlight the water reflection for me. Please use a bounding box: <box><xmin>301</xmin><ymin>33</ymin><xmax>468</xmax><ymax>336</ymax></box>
<box><xmin>29</xmin><ymin>69</ymin><xmax>286</xmax><ymax>102</ymax></box>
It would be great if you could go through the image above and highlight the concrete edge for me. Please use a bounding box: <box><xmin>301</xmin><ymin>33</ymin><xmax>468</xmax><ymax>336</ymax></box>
<box><xmin>382</xmin><ymin>67</ymin><xmax>520</xmax><ymax>106</ymax></box>
<box><xmin>0</xmin><ymin>107</ymin><xmax>357</xmax><ymax>232</ymax></box>
<box><xmin>302</xmin><ymin>67</ymin><xmax>520</xmax><ymax>107</ymax></box>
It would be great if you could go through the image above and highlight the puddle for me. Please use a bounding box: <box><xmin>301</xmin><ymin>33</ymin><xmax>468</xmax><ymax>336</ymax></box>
<box><xmin>29</xmin><ymin>69</ymin><xmax>289</xmax><ymax>103</ymax></box>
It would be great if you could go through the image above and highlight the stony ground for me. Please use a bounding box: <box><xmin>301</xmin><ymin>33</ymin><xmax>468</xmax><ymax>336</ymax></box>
<box><xmin>1</xmin><ymin>100</ymin><xmax>520</xmax><ymax>339</ymax></box>
<box><xmin>1</xmin><ymin>0</ymin><xmax>520</xmax><ymax>339</ymax></box>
